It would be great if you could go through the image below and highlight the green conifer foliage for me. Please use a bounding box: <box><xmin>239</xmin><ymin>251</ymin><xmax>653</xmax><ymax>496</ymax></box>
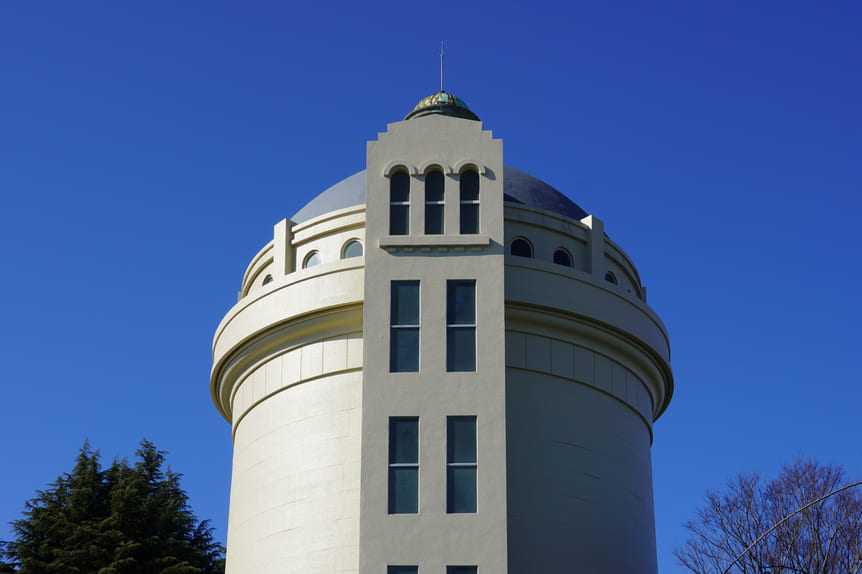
<box><xmin>1</xmin><ymin>441</ymin><xmax>225</xmax><ymax>574</ymax></box>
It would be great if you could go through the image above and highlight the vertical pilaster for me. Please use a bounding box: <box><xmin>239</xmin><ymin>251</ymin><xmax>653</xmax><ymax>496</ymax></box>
<box><xmin>445</xmin><ymin>173</ymin><xmax>459</xmax><ymax>236</ymax></box>
<box><xmin>273</xmin><ymin>219</ymin><xmax>295</xmax><ymax>276</ymax></box>
<box><xmin>581</xmin><ymin>215</ymin><xmax>604</xmax><ymax>277</ymax></box>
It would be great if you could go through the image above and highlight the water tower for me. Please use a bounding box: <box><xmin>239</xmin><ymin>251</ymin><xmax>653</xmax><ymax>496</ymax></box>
<box><xmin>211</xmin><ymin>92</ymin><xmax>673</xmax><ymax>573</ymax></box>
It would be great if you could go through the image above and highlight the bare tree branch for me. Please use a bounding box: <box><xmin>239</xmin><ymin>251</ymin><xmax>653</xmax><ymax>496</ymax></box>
<box><xmin>675</xmin><ymin>459</ymin><xmax>862</xmax><ymax>574</ymax></box>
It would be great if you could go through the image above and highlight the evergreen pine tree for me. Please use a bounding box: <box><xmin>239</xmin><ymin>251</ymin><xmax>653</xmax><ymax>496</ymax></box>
<box><xmin>1</xmin><ymin>441</ymin><xmax>225</xmax><ymax>574</ymax></box>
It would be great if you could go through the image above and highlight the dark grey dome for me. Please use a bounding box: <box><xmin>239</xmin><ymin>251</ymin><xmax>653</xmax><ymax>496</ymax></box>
<box><xmin>291</xmin><ymin>170</ymin><xmax>367</xmax><ymax>224</ymax></box>
<box><xmin>291</xmin><ymin>166</ymin><xmax>587</xmax><ymax>224</ymax></box>
<box><xmin>501</xmin><ymin>166</ymin><xmax>587</xmax><ymax>221</ymax></box>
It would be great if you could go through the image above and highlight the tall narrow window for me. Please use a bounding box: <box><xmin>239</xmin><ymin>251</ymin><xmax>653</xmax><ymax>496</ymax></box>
<box><xmin>459</xmin><ymin>169</ymin><xmax>479</xmax><ymax>234</ymax></box>
<box><xmin>390</xmin><ymin>172</ymin><xmax>410</xmax><ymax>235</ymax></box>
<box><xmin>424</xmin><ymin>170</ymin><xmax>444</xmax><ymax>235</ymax></box>
<box><xmin>390</xmin><ymin>281</ymin><xmax>420</xmax><ymax>372</ymax></box>
<box><xmin>447</xmin><ymin>280</ymin><xmax>476</xmax><ymax>372</ymax></box>
<box><xmin>389</xmin><ymin>417</ymin><xmax>419</xmax><ymax>514</ymax></box>
<box><xmin>447</xmin><ymin>416</ymin><xmax>477</xmax><ymax>513</ymax></box>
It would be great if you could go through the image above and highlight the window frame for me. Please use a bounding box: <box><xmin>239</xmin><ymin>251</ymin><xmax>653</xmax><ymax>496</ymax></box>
<box><xmin>388</xmin><ymin>417</ymin><xmax>419</xmax><ymax>515</ymax></box>
<box><xmin>424</xmin><ymin>169</ymin><xmax>445</xmax><ymax>235</ymax></box>
<box><xmin>510</xmin><ymin>237</ymin><xmax>533</xmax><ymax>258</ymax></box>
<box><xmin>446</xmin><ymin>280</ymin><xmax>476</xmax><ymax>372</ymax></box>
<box><xmin>302</xmin><ymin>251</ymin><xmax>322</xmax><ymax>269</ymax></box>
<box><xmin>553</xmin><ymin>248</ymin><xmax>573</xmax><ymax>267</ymax></box>
<box><xmin>341</xmin><ymin>239</ymin><xmax>363</xmax><ymax>259</ymax></box>
<box><xmin>390</xmin><ymin>171</ymin><xmax>411</xmax><ymax>236</ymax></box>
<box><xmin>446</xmin><ymin>416</ymin><xmax>477</xmax><ymax>514</ymax></box>
<box><xmin>390</xmin><ymin>280</ymin><xmax>420</xmax><ymax>373</ymax></box>
<box><xmin>459</xmin><ymin>169</ymin><xmax>480</xmax><ymax>234</ymax></box>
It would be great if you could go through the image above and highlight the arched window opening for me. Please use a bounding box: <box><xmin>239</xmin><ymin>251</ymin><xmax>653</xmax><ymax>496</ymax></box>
<box><xmin>424</xmin><ymin>170</ymin><xmax>445</xmax><ymax>235</ymax></box>
<box><xmin>303</xmin><ymin>251</ymin><xmax>322</xmax><ymax>269</ymax></box>
<box><xmin>510</xmin><ymin>238</ymin><xmax>533</xmax><ymax>258</ymax></box>
<box><xmin>342</xmin><ymin>240</ymin><xmax>363</xmax><ymax>259</ymax></box>
<box><xmin>390</xmin><ymin>171</ymin><xmax>410</xmax><ymax>235</ymax></box>
<box><xmin>553</xmin><ymin>249</ymin><xmax>573</xmax><ymax>267</ymax></box>
<box><xmin>605</xmin><ymin>271</ymin><xmax>617</xmax><ymax>285</ymax></box>
<box><xmin>459</xmin><ymin>169</ymin><xmax>479</xmax><ymax>234</ymax></box>
<box><xmin>262</xmin><ymin>274</ymin><xmax>273</xmax><ymax>285</ymax></box>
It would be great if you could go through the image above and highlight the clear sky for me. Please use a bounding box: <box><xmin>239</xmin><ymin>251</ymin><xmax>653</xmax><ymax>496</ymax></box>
<box><xmin>1</xmin><ymin>2</ymin><xmax>860</xmax><ymax>572</ymax></box>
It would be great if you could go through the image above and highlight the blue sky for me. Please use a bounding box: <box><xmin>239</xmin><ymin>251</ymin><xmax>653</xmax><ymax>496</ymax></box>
<box><xmin>1</xmin><ymin>2</ymin><xmax>860</xmax><ymax>572</ymax></box>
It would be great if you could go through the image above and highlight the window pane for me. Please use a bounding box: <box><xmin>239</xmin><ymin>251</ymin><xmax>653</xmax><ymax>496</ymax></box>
<box><xmin>390</xmin><ymin>205</ymin><xmax>409</xmax><ymax>235</ymax></box>
<box><xmin>342</xmin><ymin>240</ymin><xmax>363</xmax><ymax>259</ymax></box>
<box><xmin>389</xmin><ymin>568</ymin><xmax>418</xmax><ymax>574</ymax></box>
<box><xmin>389</xmin><ymin>418</ymin><xmax>418</xmax><ymax>464</ymax></box>
<box><xmin>389</xmin><ymin>467</ymin><xmax>418</xmax><ymax>514</ymax></box>
<box><xmin>447</xmin><ymin>466</ymin><xmax>477</xmax><ymax>513</ymax></box>
<box><xmin>425</xmin><ymin>171</ymin><xmax>444</xmax><ymax>202</ymax></box>
<box><xmin>460</xmin><ymin>170</ymin><xmax>479</xmax><ymax>200</ymax></box>
<box><xmin>390</xmin><ymin>328</ymin><xmax>419</xmax><ymax>372</ymax></box>
<box><xmin>391</xmin><ymin>282</ymin><xmax>419</xmax><ymax>325</ymax></box>
<box><xmin>460</xmin><ymin>204</ymin><xmax>479</xmax><ymax>234</ymax></box>
<box><xmin>553</xmin><ymin>249</ymin><xmax>572</xmax><ymax>267</ymax></box>
<box><xmin>303</xmin><ymin>251</ymin><xmax>321</xmax><ymax>268</ymax></box>
<box><xmin>510</xmin><ymin>239</ymin><xmax>532</xmax><ymax>257</ymax></box>
<box><xmin>447</xmin><ymin>281</ymin><xmax>475</xmax><ymax>324</ymax></box>
<box><xmin>447</xmin><ymin>417</ymin><xmax>477</xmax><ymax>463</ymax></box>
<box><xmin>447</xmin><ymin>567</ymin><xmax>478</xmax><ymax>574</ymax></box>
<box><xmin>390</xmin><ymin>172</ymin><xmax>410</xmax><ymax>202</ymax></box>
<box><xmin>446</xmin><ymin>327</ymin><xmax>475</xmax><ymax>372</ymax></box>
<box><xmin>425</xmin><ymin>204</ymin><xmax>444</xmax><ymax>235</ymax></box>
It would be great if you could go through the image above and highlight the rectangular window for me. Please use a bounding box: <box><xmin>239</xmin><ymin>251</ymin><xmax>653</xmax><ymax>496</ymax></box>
<box><xmin>388</xmin><ymin>568</ymin><xmax>418</xmax><ymax>574</ymax></box>
<box><xmin>446</xmin><ymin>280</ymin><xmax>476</xmax><ymax>372</ymax></box>
<box><xmin>389</xmin><ymin>417</ymin><xmax>419</xmax><ymax>514</ymax></box>
<box><xmin>446</xmin><ymin>416</ymin><xmax>477</xmax><ymax>513</ymax></box>
<box><xmin>391</xmin><ymin>281</ymin><xmax>420</xmax><ymax>372</ymax></box>
<box><xmin>447</xmin><ymin>566</ymin><xmax>477</xmax><ymax>574</ymax></box>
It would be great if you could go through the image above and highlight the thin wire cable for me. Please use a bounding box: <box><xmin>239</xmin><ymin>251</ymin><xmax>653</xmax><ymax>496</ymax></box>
<box><xmin>721</xmin><ymin>480</ymin><xmax>862</xmax><ymax>574</ymax></box>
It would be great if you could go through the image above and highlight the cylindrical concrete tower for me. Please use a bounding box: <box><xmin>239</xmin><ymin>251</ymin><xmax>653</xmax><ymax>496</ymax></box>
<box><xmin>211</xmin><ymin>93</ymin><xmax>672</xmax><ymax>574</ymax></box>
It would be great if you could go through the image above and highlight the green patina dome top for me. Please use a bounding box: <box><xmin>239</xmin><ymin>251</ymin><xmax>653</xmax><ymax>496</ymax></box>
<box><xmin>404</xmin><ymin>91</ymin><xmax>480</xmax><ymax>121</ymax></box>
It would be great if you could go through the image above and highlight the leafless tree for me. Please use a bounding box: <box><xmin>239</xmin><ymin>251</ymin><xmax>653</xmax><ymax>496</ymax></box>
<box><xmin>675</xmin><ymin>459</ymin><xmax>862</xmax><ymax>574</ymax></box>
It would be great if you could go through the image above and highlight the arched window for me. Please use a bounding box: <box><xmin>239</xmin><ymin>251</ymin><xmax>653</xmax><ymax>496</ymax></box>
<box><xmin>424</xmin><ymin>170</ymin><xmax>445</xmax><ymax>234</ymax></box>
<box><xmin>553</xmin><ymin>249</ymin><xmax>573</xmax><ymax>267</ymax></box>
<box><xmin>303</xmin><ymin>251</ymin><xmax>322</xmax><ymax>269</ymax></box>
<box><xmin>510</xmin><ymin>238</ymin><xmax>533</xmax><ymax>258</ymax></box>
<box><xmin>262</xmin><ymin>274</ymin><xmax>274</xmax><ymax>285</ymax></box>
<box><xmin>605</xmin><ymin>271</ymin><xmax>617</xmax><ymax>285</ymax></box>
<box><xmin>342</xmin><ymin>240</ymin><xmax>363</xmax><ymax>259</ymax></box>
<box><xmin>460</xmin><ymin>169</ymin><xmax>479</xmax><ymax>234</ymax></box>
<box><xmin>390</xmin><ymin>171</ymin><xmax>410</xmax><ymax>235</ymax></box>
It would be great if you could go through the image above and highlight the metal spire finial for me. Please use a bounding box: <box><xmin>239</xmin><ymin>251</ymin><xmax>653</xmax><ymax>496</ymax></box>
<box><xmin>438</xmin><ymin>41</ymin><xmax>446</xmax><ymax>93</ymax></box>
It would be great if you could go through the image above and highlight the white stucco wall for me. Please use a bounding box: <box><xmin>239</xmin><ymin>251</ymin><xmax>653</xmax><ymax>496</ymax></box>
<box><xmin>228</xmin><ymin>371</ymin><xmax>362</xmax><ymax>574</ymax></box>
